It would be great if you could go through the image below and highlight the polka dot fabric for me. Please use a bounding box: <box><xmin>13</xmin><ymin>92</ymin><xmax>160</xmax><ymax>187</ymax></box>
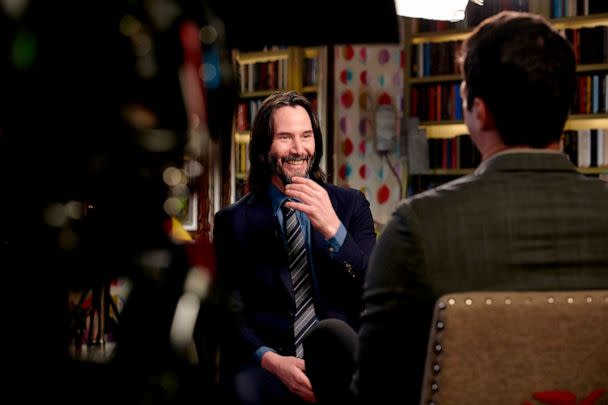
<box><xmin>334</xmin><ymin>45</ymin><xmax>404</xmax><ymax>227</ymax></box>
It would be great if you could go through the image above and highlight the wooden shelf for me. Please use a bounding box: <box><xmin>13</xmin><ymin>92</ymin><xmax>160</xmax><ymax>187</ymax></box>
<box><xmin>302</xmin><ymin>85</ymin><xmax>318</xmax><ymax>93</ymax></box>
<box><xmin>410</xmin><ymin>74</ymin><xmax>461</xmax><ymax>84</ymax></box>
<box><xmin>240</xmin><ymin>89</ymin><xmax>286</xmax><ymax>99</ymax></box>
<box><xmin>419</xmin><ymin>114</ymin><xmax>608</xmax><ymax>138</ymax></box>
<box><xmin>565</xmin><ymin>114</ymin><xmax>608</xmax><ymax>130</ymax></box>
<box><xmin>410</xmin><ymin>64</ymin><xmax>608</xmax><ymax>84</ymax></box>
<box><xmin>304</xmin><ymin>48</ymin><xmax>319</xmax><ymax>58</ymax></box>
<box><xmin>411</xmin><ymin>29</ymin><xmax>470</xmax><ymax>44</ymax></box>
<box><xmin>419</xmin><ymin>121</ymin><xmax>467</xmax><ymax>139</ymax></box>
<box><xmin>235</xmin><ymin>49</ymin><xmax>290</xmax><ymax>64</ymax></box>
<box><xmin>576</xmin><ymin>63</ymin><xmax>608</xmax><ymax>73</ymax></box>
<box><xmin>577</xmin><ymin>167</ymin><xmax>608</xmax><ymax>174</ymax></box>
<box><xmin>552</xmin><ymin>13</ymin><xmax>608</xmax><ymax>30</ymax></box>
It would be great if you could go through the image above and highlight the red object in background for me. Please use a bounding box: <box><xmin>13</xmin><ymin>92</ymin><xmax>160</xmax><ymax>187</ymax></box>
<box><xmin>340</xmin><ymin>69</ymin><xmax>349</xmax><ymax>84</ymax></box>
<box><xmin>378</xmin><ymin>92</ymin><xmax>392</xmax><ymax>105</ymax></box>
<box><xmin>359</xmin><ymin>139</ymin><xmax>366</xmax><ymax>155</ymax></box>
<box><xmin>184</xmin><ymin>235</ymin><xmax>216</xmax><ymax>277</ymax></box>
<box><xmin>341</xmin><ymin>89</ymin><xmax>354</xmax><ymax>108</ymax></box>
<box><xmin>343</xmin><ymin>137</ymin><xmax>354</xmax><ymax>156</ymax></box>
<box><xmin>528</xmin><ymin>389</ymin><xmax>607</xmax><ymax>405</ymax></box>
<box><xmin>179</xmin><ymin>20</ymin><xmax>207</xmax><ymax>126</ymax></box>
<box><xmin>164</xmin><ymin>217</ymin><xmax>216</xmax><ymax>277</ymax></box>
<box><xmin>532</xmin><ymin>391</ymin><xmax>576</xmax><ymax>405</ymax></box>
<box><xmin>359</xmin><ymin>47</ymin><xmax>367</xmax><ymax>62</ymax></box>
<box><xmin>359</xmin><ymin>164</ymin><xmax>367</xmax><ymax>179</ymax></box>
<box><xmin>343</xmin><ymin>45</ymin><xmax>354</xmax><ymax>60</ymax></box>
<box><xmin>360</xmin><ymin>70</ymin><xmax>367</xmax><ymax>85</ymax></box>
<box><xmin>580</xmin><ymin>389</ymin><xmax>608</xmax><ymax>405</ymax></box>
<box><xmin>338</xmin><ymin>164</ymin><xmax>348</xmax><ymax>180</ymax></box>
<box><xmin>377</xmin><ymin>184</ymin><xmax>390</xmax><ymax>204</ymax></box>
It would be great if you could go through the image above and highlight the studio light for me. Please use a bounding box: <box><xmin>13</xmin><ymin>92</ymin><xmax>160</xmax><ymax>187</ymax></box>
<box><xmin>394</xmin><ymin>0</ymin><xmax>483</xmax><ymax>21</ymax></box>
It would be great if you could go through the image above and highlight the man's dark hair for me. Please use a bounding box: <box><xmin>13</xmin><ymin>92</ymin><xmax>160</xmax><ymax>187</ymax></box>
<box><xmin>247</xmin><ymin>90</ymin><xmax>326</xmax><ymax>194</ymax></box>
<box><xmin>458</xmin><ymin>11</ymin><xmax>576</xmax><ymax>147</ymax></box>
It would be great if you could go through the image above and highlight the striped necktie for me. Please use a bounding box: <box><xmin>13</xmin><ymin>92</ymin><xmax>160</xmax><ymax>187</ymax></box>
<box><xmin>282</xmin><ymin>203</ymin><xmax>318</xmax><ymax>358</ymax></box>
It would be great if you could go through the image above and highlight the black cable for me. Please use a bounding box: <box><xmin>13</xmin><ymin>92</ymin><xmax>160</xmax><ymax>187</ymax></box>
<box><xmin>381</xmin><ymin>151</ymin><xmax>404</xmax><ymax>200</ymax></box>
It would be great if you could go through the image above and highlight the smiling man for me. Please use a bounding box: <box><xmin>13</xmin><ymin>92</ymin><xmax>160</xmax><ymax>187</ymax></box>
<box><xmin>269</xmin><ymin>104</ymin><xmax>314</xmax><ymax>185</ymax></box>
<box><xmin>212</xmin><ymin>91</ymin><xmax>376</xmax><ymax>404</ymax></box>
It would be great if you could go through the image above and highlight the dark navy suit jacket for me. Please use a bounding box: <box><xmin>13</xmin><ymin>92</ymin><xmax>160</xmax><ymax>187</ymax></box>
<box><xmin>213</xmin><ymin>182</ymin><xmax>375</xmax><ymax>371</ymax></box>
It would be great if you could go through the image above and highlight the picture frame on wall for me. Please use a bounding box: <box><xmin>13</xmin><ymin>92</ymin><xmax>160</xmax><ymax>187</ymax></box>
<box><xmin>178</xmin><ymin>192</ymin><xmax>198</xmax><ymax>231</ymax></box>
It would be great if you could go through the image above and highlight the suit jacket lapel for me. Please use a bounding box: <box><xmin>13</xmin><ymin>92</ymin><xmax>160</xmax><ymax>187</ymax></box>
<box><xmin>245</xmin><ymin>193</ymin><xmax>294</xmax><ymax>302</ymax></box>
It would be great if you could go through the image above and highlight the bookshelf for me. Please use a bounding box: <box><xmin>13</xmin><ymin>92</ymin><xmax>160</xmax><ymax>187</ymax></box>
<box><xmin>230</xmin><ymin>46</ymin><xmax>327</xmax><ymax>203</ymax></box>
<box><xmin>403</xmin><ymin>2</ymin><xmax>608</xmax><ymax>196</ymax></box>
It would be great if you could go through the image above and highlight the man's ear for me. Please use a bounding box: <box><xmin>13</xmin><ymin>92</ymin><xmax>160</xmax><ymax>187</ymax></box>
<box><xmin>474</xmin><ymin>98</ymin><xmax>496</xmax><ymax>131</ymax></box>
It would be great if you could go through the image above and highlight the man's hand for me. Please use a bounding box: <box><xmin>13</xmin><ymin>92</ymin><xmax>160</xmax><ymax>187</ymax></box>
<box><xmin>285</xmin><ymin>176</ymin><xmax>341</xmax><ymax>240</ymax></box>
<box><xmin>261</xmin><ymin>351</ymin><xmax>317</xmax><ymax>402</ymax></box>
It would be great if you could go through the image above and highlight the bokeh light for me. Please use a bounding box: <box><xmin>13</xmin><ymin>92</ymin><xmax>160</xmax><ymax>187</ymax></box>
<box><xmin>199</xmin><ymin>25</ymin><xmax>217</xmax><ymax>44</ymax></box>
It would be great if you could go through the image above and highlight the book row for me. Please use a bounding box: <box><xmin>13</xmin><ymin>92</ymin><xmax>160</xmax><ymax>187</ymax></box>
<box><xmin>562</xmin><ymin>128</ymin><xmax>608</xmax><ymax>168</ymax></box>
<box><xmin>238</xmin><ymin>60</ymin><xmax>288</xmax><ymax>94</ymax></box>
<box><xmin>411</xmin><ymin>27</ymin><xmax>608</xmax><ymax>78</ymax></box>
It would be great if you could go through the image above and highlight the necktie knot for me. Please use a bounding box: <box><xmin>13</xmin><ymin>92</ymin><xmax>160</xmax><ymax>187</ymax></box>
<box><xmin>282</xmin><ymin>201</ymin><xmax>298</xmax><ymax>235</ymax></box>
<box><xmin>281</xmin><ymin>200</ymin><xmax>294</xmax><ymax>215</ymax></box>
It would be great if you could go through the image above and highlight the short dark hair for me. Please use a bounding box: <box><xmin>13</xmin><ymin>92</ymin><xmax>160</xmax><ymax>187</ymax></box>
<box><xmin>458</xmin><ymin>11</ymin><xmax>576</xmax><ymax>147</ymax></box>
<box><xmin>247</xmin><ymin>90</ymin><xmax>326</xmax><ymax>195</ymax></box>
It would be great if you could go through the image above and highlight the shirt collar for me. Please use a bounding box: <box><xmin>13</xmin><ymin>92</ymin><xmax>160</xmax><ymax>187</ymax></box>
<box><xmin>268</xmin><ymin>183</ymin><xmax>287</xmax><ymax>214</ymax></box>
<box><xmin>475</xmin><ymin>148</ymin><xmax>573</xmax><ymax>175</ymax></box>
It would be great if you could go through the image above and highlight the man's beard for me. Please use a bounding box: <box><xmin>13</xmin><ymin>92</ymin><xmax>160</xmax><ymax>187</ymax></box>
<box><xmin>269</xmin><ymin>153</ymin><xmax>314</xmax><ymax>185</ymax></box>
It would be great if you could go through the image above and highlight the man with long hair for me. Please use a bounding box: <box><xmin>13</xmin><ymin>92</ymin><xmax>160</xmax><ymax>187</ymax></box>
<box><xmin>213</xmin><ymin>91</ymin><xmax>376</xmax><ymax>403</ymax></box>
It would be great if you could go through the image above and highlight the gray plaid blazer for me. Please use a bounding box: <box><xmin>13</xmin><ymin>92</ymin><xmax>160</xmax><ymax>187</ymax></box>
<box><xmin>354</xmin><ymin>151</ymin><xmax>608</xmax><ymax>405</ymax></box>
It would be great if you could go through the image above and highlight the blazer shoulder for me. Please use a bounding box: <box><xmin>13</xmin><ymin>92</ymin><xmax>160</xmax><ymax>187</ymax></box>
<box><xmin>214</xmin><ymin>193</ymin><xmax>256</xmax><ymax>226</ymax></box>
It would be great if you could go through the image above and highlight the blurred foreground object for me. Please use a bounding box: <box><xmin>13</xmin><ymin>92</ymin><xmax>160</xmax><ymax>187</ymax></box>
<box><xmin>0</xmin><ymin>0</ymin><xmax>399</xmax><ymax>402</ymax></box>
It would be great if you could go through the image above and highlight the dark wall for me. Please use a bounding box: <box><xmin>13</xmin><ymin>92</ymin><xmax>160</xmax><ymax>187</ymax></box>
<box><xmin>216</xmin><ymin>0</ymin><xmax>400</xmax><ymax>50</ymax></box>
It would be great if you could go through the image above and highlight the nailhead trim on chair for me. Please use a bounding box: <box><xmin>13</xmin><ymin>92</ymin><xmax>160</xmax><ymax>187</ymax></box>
<box><xmin>425</xmin><ymin>291</ymin><xmax>608</xmax><ymax>404</ymax></box>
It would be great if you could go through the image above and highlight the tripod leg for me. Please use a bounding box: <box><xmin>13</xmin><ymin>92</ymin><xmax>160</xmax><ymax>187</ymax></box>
<box><xmin>99</xmin><ymin>284</ymin><xmax>106</xmax><ymax>349</ymax></box>
<box><xmin>88</xmin><ymin>285</ymin><xmax>101</xmax><ymax>346</ymax></box>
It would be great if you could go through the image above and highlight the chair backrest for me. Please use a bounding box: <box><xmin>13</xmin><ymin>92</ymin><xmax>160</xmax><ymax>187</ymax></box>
<box><xmin>420</xmin><ymin>290</ymin><xmax>608</xmax><ymax>405</ymax></box>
